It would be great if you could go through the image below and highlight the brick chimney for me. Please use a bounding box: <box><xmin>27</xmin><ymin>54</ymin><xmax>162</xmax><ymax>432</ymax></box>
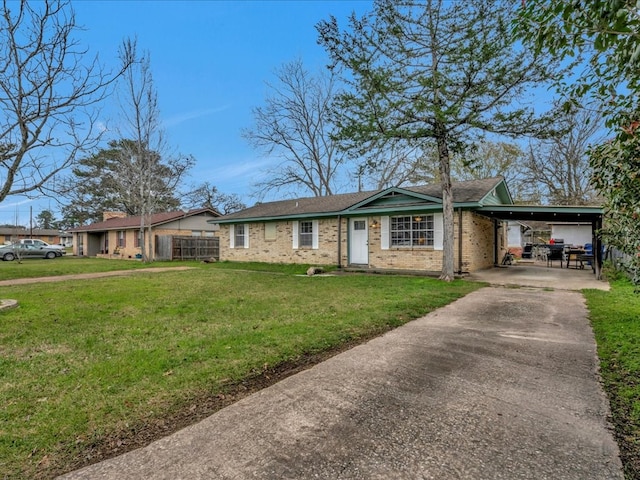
<box><xmin>103</xmin><ymin>211</ymin><xmax>127</xmax><ymax>221</ymax></box>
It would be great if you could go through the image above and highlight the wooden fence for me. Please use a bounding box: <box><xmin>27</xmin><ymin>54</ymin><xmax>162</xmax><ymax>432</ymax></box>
<box><xmin>156</xmin><ymin>236</ymin><xmax>219</xmax><ymax>261</ymax></box>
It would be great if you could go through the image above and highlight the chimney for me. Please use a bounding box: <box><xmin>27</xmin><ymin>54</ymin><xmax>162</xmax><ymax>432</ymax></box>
<box><xmin>103</xmin><ymin>211</ymin><xmax>127</xmax><ymax>221</ymax></box>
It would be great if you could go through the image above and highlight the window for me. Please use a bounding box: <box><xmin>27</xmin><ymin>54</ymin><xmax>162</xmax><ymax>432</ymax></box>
<box><xmin>191</xmin><ymin>230</ymin><xmax>202</xmax><ymax>237</ymax></box>
<box><xmin>293</xmin><ymin>220</ymin><xmax>318</xmax><ymax>249</ymax></box>
<box><xmin>354</xmin><ymin>220</ymin><xmax>366</xmax><ymax>230</ymax></box>
<box><xmin>390</xmin><ymin>215</ymin><xmax>434</xmax><ymax>247</ymax></box>
<box><xmin>265</xmin><ymin>223</ymin><xmax>277</xmax><ymax>241</ymax></box>
<box><xmin>299</xmin><ymin>221</ymin><xmax>313</xmax><ymax>248</ymax></box>
<box><xmin>117</xmin><ymin>230</ymin><xmax>126</xmax><ymax>248</ymax></box>
<box><xmin>232</xmin><ymin>224</ymin><xmax>248</xmax><ymax>248</ymax></box>
<box><xmin>134</xmin><ymin>231</ymin><xmax>142</xmax><ymax>248</ymax></box>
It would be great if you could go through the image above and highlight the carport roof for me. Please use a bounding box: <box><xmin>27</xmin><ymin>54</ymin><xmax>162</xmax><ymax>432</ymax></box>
<box><xmin>477</xmin><ymin>205</ymin><xmax>603</xmax><ymax>223</ymax></box>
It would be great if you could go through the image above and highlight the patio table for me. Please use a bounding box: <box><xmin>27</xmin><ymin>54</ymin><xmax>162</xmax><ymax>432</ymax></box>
<box><xmin>565</xmin><ymin>248</ymin><xmax>586</xmax><ymax>269</ymax></box>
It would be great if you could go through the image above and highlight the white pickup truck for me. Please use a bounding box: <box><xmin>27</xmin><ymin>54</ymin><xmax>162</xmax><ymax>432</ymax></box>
<box><xmin>17</xmin><ymin>239</ymin><xmax>66</xmax><ymax>256</ymax></box>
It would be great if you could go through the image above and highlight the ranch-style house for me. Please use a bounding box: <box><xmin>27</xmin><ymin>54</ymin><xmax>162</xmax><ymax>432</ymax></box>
<box><xmin>211</xmin><ymin>177</ymin><xmax>514</xmax><ymax>274</ymax></box>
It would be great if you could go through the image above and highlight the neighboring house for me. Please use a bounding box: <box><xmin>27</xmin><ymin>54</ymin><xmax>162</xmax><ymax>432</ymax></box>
<box><xmin>548</xmin><ymin>222</ymin><xmax>593</xmax><ymax>247</ymax></box>
<box><xmin>70</xmin><ymin>208</ymin><xmax>220</xmax><ymax>260</ymax></box>
<box><xmin>506</xmin><ymin>220</ymin><xmax>527</xmax><ymax>257</ymax></box>
<box><xmin>507</xmin><ymin>220</ymin><xmax>553</xmax><ymax>257</ymax></box>
<box><xmin>521</xmin><ymin>221</ymin><xmax>552</xmax><ymax>246</ymax></box>
<box><xmin>211</xmin><ymin>177</ymin><xmax>513</xmax><ymax>274</ymax></box>
<box><xmin>0</xmin><ymin>227</ymin><xmax>62</xmax><ymax>246</ymax></box>
<box><xmin>59</xmin><ymin>231</ymin><xmax>74</xmax><ymax>248</ymax></box>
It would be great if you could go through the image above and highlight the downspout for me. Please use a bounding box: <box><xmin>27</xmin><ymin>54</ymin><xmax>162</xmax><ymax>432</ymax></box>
<box><xmin>457</xmin><ymin>208</ymin><xmax>463</xmax><ymax>275</ymax></box>
<box><xmin>337</xmin><ymin>214</ymin><xmax>342</xmax><ymax>269</ymax></box>
<box><xmin>493</xmin><ymin>219</ymin><xmax>499</xmax><ymax>266</ymax></box>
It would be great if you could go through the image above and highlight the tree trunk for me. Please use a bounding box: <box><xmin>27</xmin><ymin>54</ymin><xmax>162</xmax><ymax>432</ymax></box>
<box><xmin>437</xmin><ymin>131</ymin><xmax>455</xmax><ymax>282</ymax></box>
<box><xmin>139</xmin><ymin>218</ymin><xmax>147</xmax><ymax>262</ymax></box>
<box><xmin>146</xmin><ymin>224</ymin><xmax>153</xmax><ymax>262</ymax></box>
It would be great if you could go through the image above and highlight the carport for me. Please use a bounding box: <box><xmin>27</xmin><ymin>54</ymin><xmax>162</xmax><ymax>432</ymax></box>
<box><xmin>477</xmin><ymin>205</ymin><xmax>604</xmax><ymax>279</ymax></box>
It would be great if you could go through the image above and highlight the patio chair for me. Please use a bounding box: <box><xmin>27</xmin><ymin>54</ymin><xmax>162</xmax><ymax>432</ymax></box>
<box><xmin>539</xmin><ymin>246</ymin><xmax>549</xmax><ymax>264</ymax></box>
<box><xmin>546</xmin><ymin>246</ymin><xmax>564</xmax><ymax>267</ymax></box>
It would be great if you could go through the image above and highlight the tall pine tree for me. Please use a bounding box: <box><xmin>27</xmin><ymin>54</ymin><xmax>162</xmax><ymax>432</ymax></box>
<box><xmin>318</xmin><ymin>0</ymin><xmax>563</xmax><ymax>280</ymax></box>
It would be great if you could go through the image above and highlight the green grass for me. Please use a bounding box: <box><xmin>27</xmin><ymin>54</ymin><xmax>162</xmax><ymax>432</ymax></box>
<box><xmin>0</xmin><ymin>263</ymin><xmax>481</xmax><ymax>479</ymax></box>
<box><xmin>584</xmin><ymin>279</ymin><xmax>640</xmax><ymax>480</ymax></box>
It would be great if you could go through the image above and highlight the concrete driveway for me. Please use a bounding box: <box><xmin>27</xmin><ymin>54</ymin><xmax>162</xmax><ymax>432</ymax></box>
<box><xmin>468</xmin><ymin>262</ymin><xmax>610</xmax><ymax>291</ymax></box>
<box><xmin>60</xmin><ymin>283</ymin><xmax>622</xmax><ymax>479</ymax></box>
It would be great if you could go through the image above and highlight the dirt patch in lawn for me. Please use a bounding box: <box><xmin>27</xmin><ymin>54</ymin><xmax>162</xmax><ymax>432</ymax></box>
<box><xmin>608</xmin><ymin>393</ymin><xmax>640</xmax><ymax>479</ymax></box>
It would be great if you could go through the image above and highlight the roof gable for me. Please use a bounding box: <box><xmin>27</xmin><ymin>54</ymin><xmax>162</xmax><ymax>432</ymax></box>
<box><xmin>345</xmin><ymin>187</ymin><xmax>442</xmax><ymax>213</ymax></box>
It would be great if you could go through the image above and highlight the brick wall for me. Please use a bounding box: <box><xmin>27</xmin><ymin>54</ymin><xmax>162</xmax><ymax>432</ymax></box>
<box><xmin>367</xmin><ymin>212</ymin><xmax>495</xmax><ymax>273</ymax></box>
<box><xmin>220</xmin><ymin>211</ymin><xmax>498</xmax><ymax>272</ymax></box>
<box><xmin>367</xmin><ymin>219</ymin><xmax>444</xmax><ymax>271</ymax></box>
<box><xmin>458</xmin><ymin>212</ymin><xmax>496</xmax><ymax>271</ymax></box>
<box><xmin>220</xmin><ymin>219</ymin><xmax>347</xmax><ymax>266</ymax></box>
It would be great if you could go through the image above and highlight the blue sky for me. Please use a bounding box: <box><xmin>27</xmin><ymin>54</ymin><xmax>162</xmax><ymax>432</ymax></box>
<box><xmin>2</xmin><ymin>0</ymin><xmax>373</xmax><ymax>226</ymax></box>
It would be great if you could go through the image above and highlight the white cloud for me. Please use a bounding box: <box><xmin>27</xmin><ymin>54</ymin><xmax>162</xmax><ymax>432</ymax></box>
<box><xmin>209</xmin><ymin>158</ymin><xmax>274</xmax><ymax>181</ymax></box>
<box><xmin>163</xmin><ymin>106</ymin><xmax>230</xmax><ymax>129</ymax></box>
<box><xmin>0</xmin><ymin>198</ymin><xmax>35</xmax><ymax>210</ymax></box>
<box><xmin>191</xmin><ymin>157</ymin><xmax>277</xmax><ymax>197</ymax></box>
<box><xmin>0</xmin><ymin>198</ymin><xmax>42</xmax><ymax>226</ymax></box>
<box><xmin>95</xmin><ymin>121</ymin><xmax>108</xmax><ymax>133</ymax></box>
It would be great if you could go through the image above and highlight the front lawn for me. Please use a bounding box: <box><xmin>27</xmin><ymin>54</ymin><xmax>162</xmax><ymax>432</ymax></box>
<box><xmin>584</xmin><ymin>279</ymin><xmax>640</xmax><ymax>480</ymax></box>
<box><xmin>0</xmin><ymin>265</ymin><xmax>481</xmax><ymax>479</ymax></box>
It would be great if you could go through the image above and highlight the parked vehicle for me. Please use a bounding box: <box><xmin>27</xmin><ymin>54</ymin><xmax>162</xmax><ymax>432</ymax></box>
<box><xmin>15</xmin><ymin>239</ymin><xmax>65</xmax><ymax>256</ymax></box>
<box><xmin>0</xmin><ymin>243</ymin><xmax>60</xmax><ymax>261</ymax></box>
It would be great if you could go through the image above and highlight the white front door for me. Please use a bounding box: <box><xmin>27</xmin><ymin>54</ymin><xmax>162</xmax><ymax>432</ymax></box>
<box><xmin>350</xmin><ymin>218</ymin><xmax>368</xmax><ymax>265</ymax></box>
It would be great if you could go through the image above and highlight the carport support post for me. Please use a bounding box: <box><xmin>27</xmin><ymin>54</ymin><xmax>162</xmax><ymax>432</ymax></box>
<box><xmin>593</xmin><ymin>217</ymin><xmax>603</xmax><ymax>280</ymax></box>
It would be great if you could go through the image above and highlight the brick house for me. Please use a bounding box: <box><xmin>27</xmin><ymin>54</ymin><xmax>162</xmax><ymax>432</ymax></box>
<box><xmin>70</xmin><ymin>208</ymin><xmax>220</xmax><ymax>260</ymax></box>
<box><xmin>210</xmin><ymin>177</ymin><xmax>512</xmax><ymax>274</ymax></box>
<box><xmin>0</xmin><ymin>227</ymin><xmax>62</xmax><ymax>246</ymax></box>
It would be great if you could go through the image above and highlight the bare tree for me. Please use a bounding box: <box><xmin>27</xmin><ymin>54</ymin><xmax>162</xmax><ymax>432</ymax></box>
<box><xmin>523</xmin><ymin>108</ymin><xmax>604</xmax><ymax>205</ymax></box>
<box><xmin>183</xmin><ymin>182</ymin><xmax>246</xmax><ymax>214</ymax></box>
<box><xmin>114</xmin><ymin>39</ymin><xmax>193</xmax><ymax>262</ymax></box>
<box><xmin>356</xmin><ymin>140</ymin><xmax>438</xmax><ymax>190</ymax></box>
<box><xmin>448</xmin><ymin>141</ymin><xmax>537</xmax><ymax>203</ymax></box>
<box><xmin>243</xmin><ymin>58</ymin><xmax>348</xmax><ymax>198</ymax></box>
<box><xmin>0</xmin><ymin>1</ymin><xmax>130</xmax><ymax>204</ymax></box>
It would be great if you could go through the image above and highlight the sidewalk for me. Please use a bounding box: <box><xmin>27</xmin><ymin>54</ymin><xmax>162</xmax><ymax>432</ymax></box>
<box><xmin>0</xmin><ymin>267</ymin><xmax>194</xmax><ymax>287</ymax></box>
<box><xmin>59</xmin><ymin>286</ymin><xmax>623</xmax><ymax>479</ymax></box>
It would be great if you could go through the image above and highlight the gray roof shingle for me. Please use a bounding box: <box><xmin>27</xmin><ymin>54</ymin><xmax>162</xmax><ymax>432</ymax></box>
<box><xmin>69</xmin><ymin>208</ymin><xmax>219</xmax><ymax>232</ymax></box>
<box><xmin>217</xmin><ymin>177</ymin><xmax>505</xmax><ymax>222</ymax></box>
